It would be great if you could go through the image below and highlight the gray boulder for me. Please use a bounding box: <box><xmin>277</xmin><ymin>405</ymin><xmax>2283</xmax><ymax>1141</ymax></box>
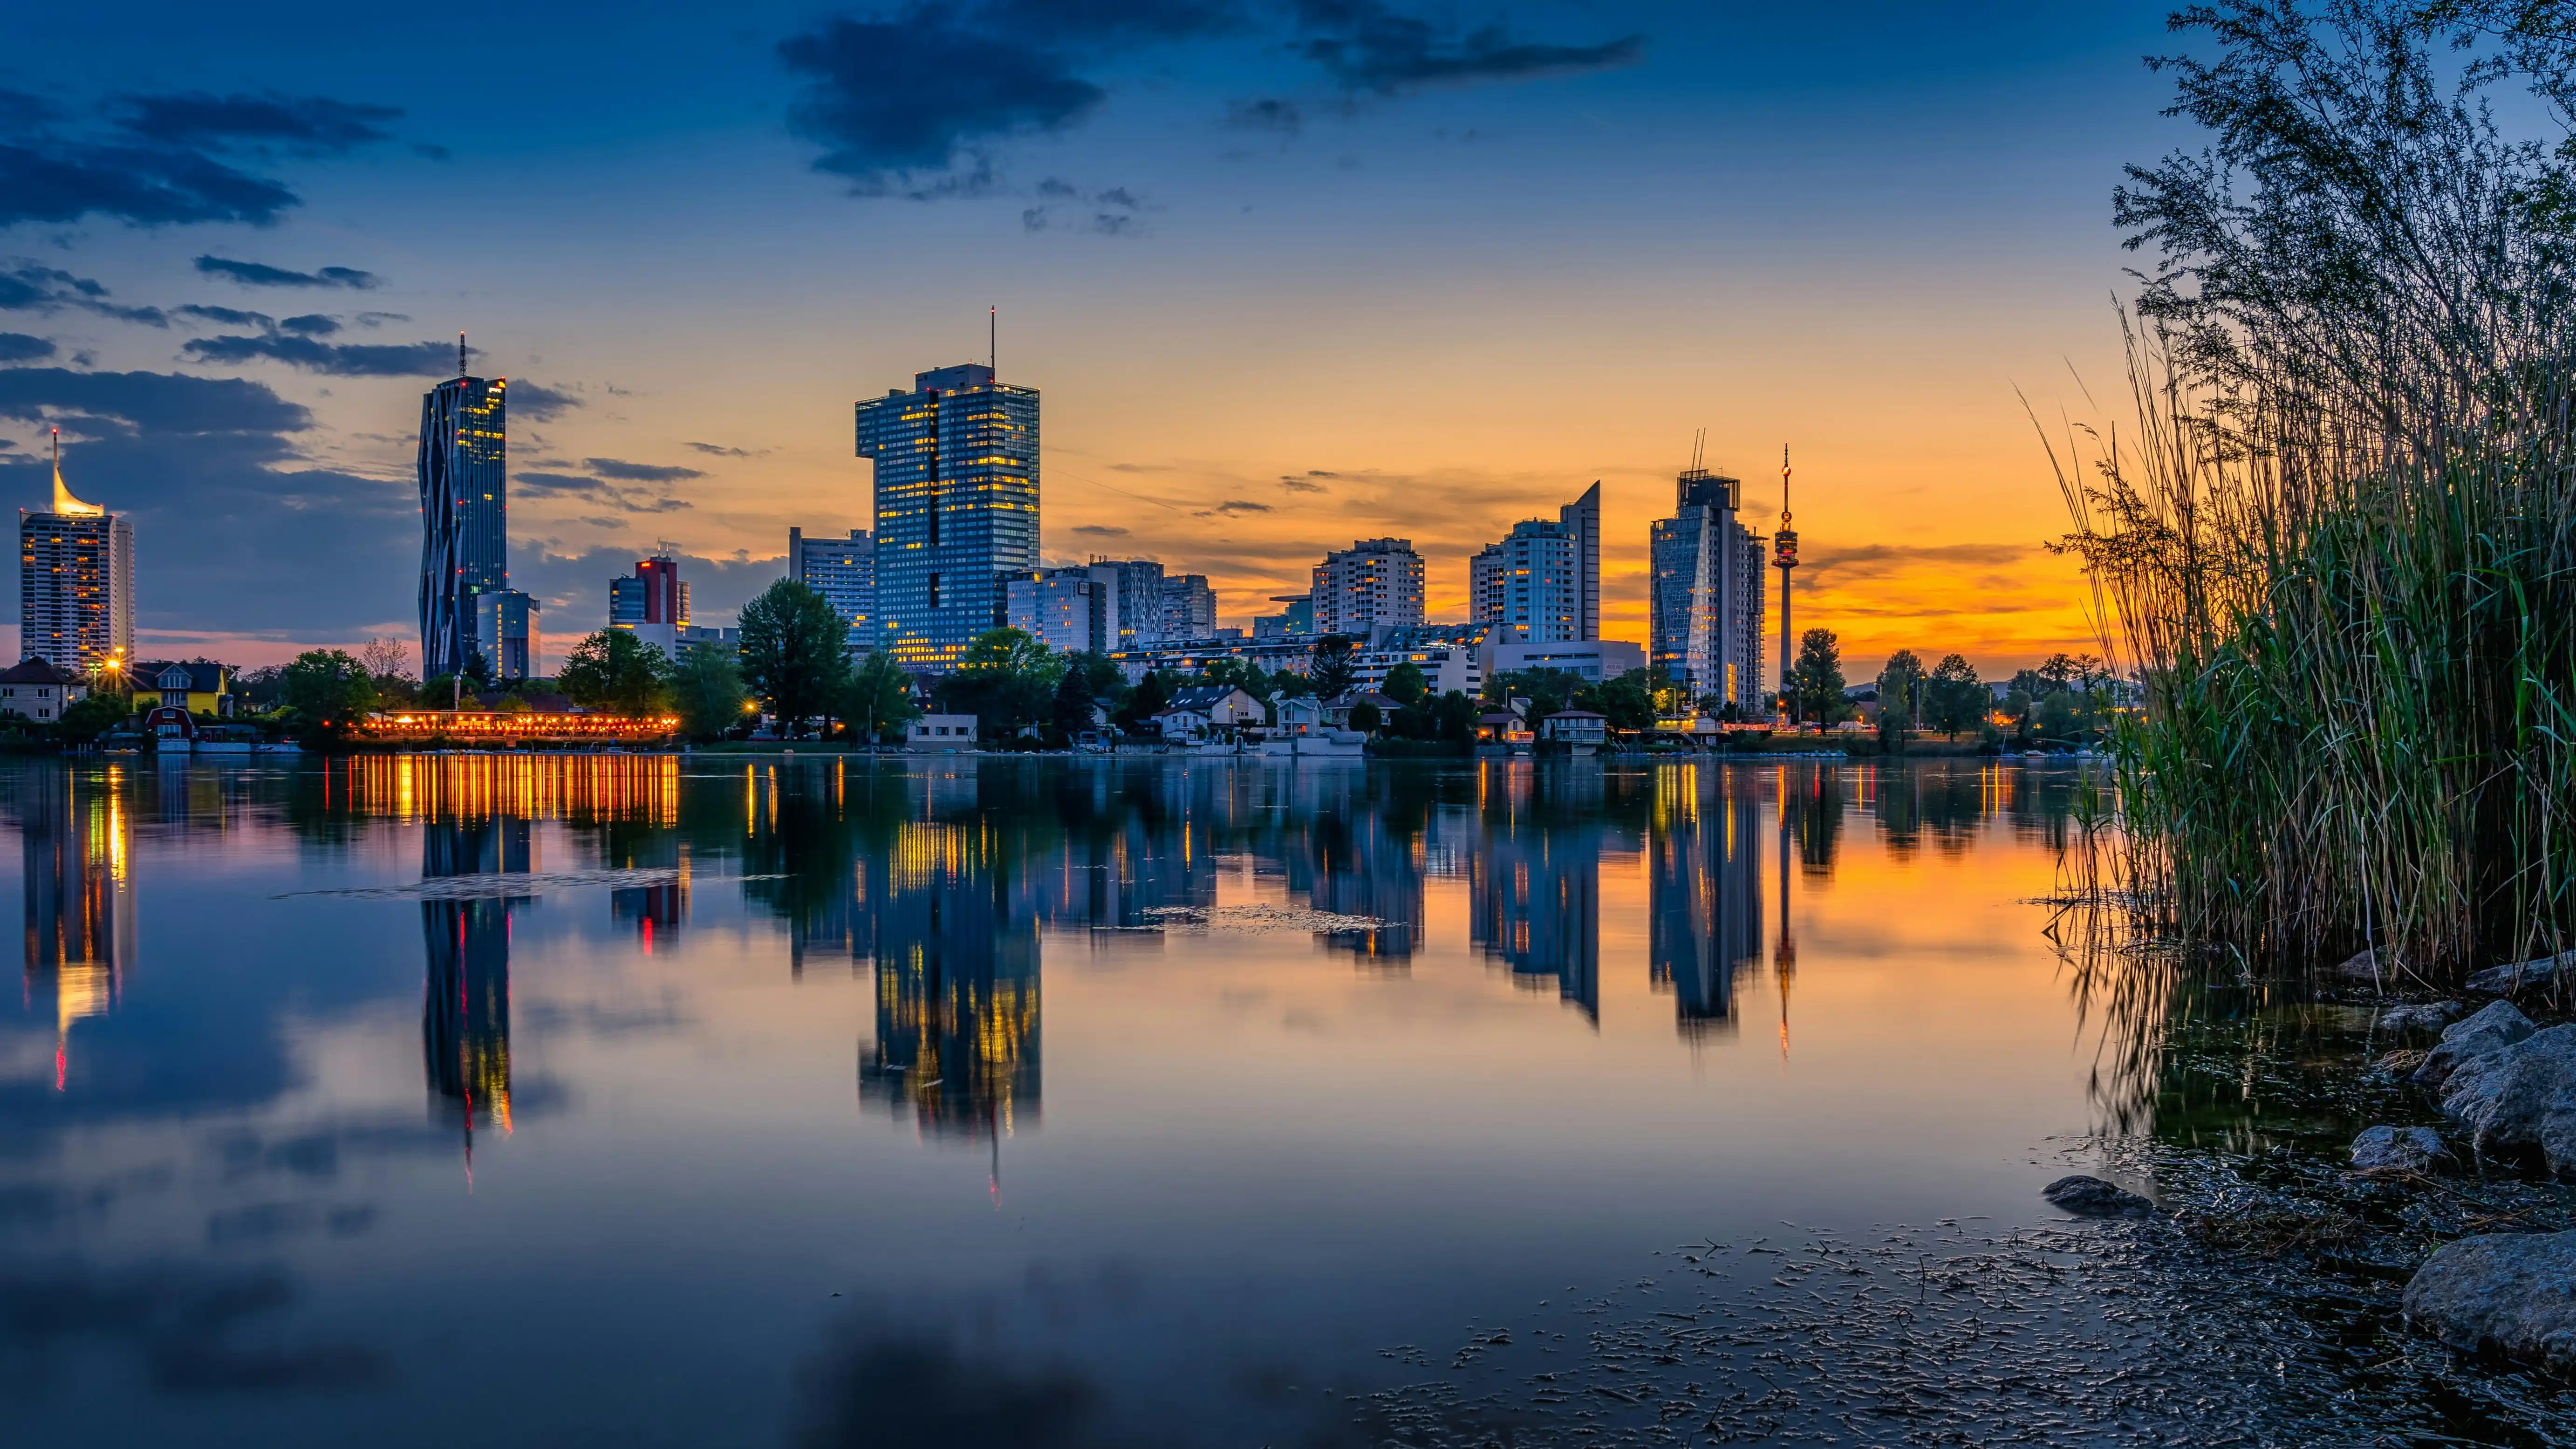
<box><xmin>2351</xmin><ymin>1125</ymin><xmax>2449</xmax><ymax>1173</ymax></box>
<box><xmin>2403</xmin><ymin>1230</ymin><xmax>2576</xmax><ymax>1373</ymax></box>
<box><xmin>2412</xmin><ymin>1000</ymin><xmax>2538</xmax><ymax>1089</ymax></box>
<box><xmin>2436</xmin><ymin>1024</ymin><xmax>2576</xmax><ymax>1176</ymax></box>
<box><xmin>2379</xmin><ymin>1001</ymin><xmax>2463</xmax><ymax>1036</ymax></box>
<box><xmin>2465</xmin><ymin>950</ymin><xmax>2576</xmax><ymax>997</ymax></box>
<box><xmin>2041</xmin><ymin>1175</ymin><xmax>2153</xmax><ymax>1217</ymax></box>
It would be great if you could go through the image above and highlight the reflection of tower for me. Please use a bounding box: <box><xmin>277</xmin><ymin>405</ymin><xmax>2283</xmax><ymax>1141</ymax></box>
<box><xmin>421</xmin><ymin>816</ymin><xmax>529</xmax><ymax>1167</ymax></box>
<box><xmin>859</xmin><ymin>822</ymin><xmax>1041</xmax><ymax>1142</ymax></box>
<box><xmin>1471</xmin><ymin>781</ymin><xmax>1601</xmax><ymax>1021</ymax></box>
<box><xmin>1649</xmin><ymin>764</ymin><xmax>1762</xmax><ymax>1040</ymax></box>
<box><xmin>21</xmin><ymin>766</ymin><xmax>133</xmax><ymax>1089</ymax></box>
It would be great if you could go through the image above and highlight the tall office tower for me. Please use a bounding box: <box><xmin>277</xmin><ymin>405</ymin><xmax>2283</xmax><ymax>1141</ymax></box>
<box><xmin>1159</xmin><ymin>573</ymin><xmax>1216</xmax><ymax>641</ymax></box>
<box><xmin>608</xmin><ymin>554</ymin><xmax>685</xmax><ymax>655</ymax></box>
<box><xmin>1004</xmin><ymin>564</ymin><xmax>1117</xmax><ymax>654</ymax></box>
<box><xmin>19</xmin><ymin>432</ymin><xmax>133</xmax><ymax>677</ymax></box>
<box><xmin>1099</xmin><ymin>558</ymin><xmax>1164</xmax><ymax>647</ymax></box>
<box><xmin>477</xmin><ymin>589</ymin><xmax>540</xmax><ymax>681</ymax></box>
<box><xmin>417</xmin><ymin>349</ymin><xmax>507</xmax><ymax>678</ymax></box>
<box><xmin>1469</xmin><ymin>517</ymin><xmax>1583</xmax><ymax>642</ymax></box>
<box><xmin>1310</xmin><ymin>538</ymin><xmax>1425</xmax><ymax>635</ymax></box>
<box><xmin>854</xmin><ymin>362</ymin><xmax>1039</xmax><ymax>671</ymax></box>
<box><xmin>1650</xmin><ymin>468</ymin><xmax>1768</xmax><ymax>710</ymax></box>
<box><xmin>789</xmin><ymin>526</ymin><xmax>875</xmax><ymax>649</ymax></box>
<box><xmin>1560</xmin><ymin>480</ymin><xmax>1601</xmax><ymax>640</ymax></box>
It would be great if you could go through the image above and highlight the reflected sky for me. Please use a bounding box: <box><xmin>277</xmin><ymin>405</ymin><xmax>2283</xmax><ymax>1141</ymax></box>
<box><xmin>3</xmin><ymin>755</ymin><xmax>2099</xmax><ymax>1446</ymax></box>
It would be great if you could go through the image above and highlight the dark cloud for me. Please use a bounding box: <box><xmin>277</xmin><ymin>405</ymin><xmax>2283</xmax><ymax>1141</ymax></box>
<box><xmin>502</xmin><ymin>380</ymin><xmax>580</xmax><ymax>421</ymax></box>
<box><xmin>779</xmin><ymin>12</ymin><xmax>1104</xmax><ymax>194</ymax></box>
<box><xmin>0</xmin><ymin>368</ymin><xmax>417</xmax><ymax>642</ymax></box>
<box><xmin>1289</xmin><ymin>1</ymin><xmax>1643</xmax><ymax>93</ymax></box>
<box><xmin>111</xmin><ymin>92</ymin><xmax>400</xmax><ymax>154</ymax></box>
<box><xmin>180</xmin><ymin>333</ymin><xmax>459</xmax><ymax>377</ymax></box>
<box><xmin>584</xmin><ymin>457</ymin><xmax>704</xmax><ymax>483</ymax></box>
<box><xmin>193</xmin><ymin>255</ymin><xmax>383</xmax><ymax>290</ymax></box>
<box><xmin>0</xmin><ymin>261</ymin><xmax>165</xmax><ymax>326</ymax></box>
<box><xmin>1071</xmin><ymin>523</ymin><xmax>1129</xmax><ymax>536</ymax></box>
<box><xmin>277</xmin><ymin>314</ymin><xmax>339</xmax><ymax>337</ymax></box>
<box><xmin>0</xmin><ymin>333</ymin><xmax>55</xmax><ymax>365</ymax></box>
<box><xmin>684</xmin><ymin>441</ymin><xmax>768</xmax><ymax>458</ymax></box>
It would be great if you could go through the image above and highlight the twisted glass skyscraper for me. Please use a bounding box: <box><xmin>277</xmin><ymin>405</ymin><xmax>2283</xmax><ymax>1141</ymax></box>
<box><xmin>417</xmin><ymin>368</ymin><xmax>508</xmax><ymax>677</ymax></box>
<box><xmin>855</xmin><ymin>363</ymin><xmax>1039</xmax><ymax>670</ymax></box>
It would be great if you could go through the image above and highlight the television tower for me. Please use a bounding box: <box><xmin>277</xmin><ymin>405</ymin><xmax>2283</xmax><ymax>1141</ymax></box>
<box><xmin>1774</xmin><ymin>446</ymin><xmax>1799</xmax><ymax>720</ymax></box>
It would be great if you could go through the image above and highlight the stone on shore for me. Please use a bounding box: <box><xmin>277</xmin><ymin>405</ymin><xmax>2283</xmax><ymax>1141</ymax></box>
<box><xmin>2379</xmin><ymin>1001</ymin><xmax>2463</xmax><ymax>1036</ymax></box>
<box><xmin>2435</xmin><ymin>1024</ymin><xmax>2576</xmax><ymax>1177</ymax></box>
<box><xmin>2042</xmin><ymin>1175</ymin><xmax>2153</xmax><ymax>1217</ymax></box>
<box><xmin>2402</xmin><ymin>1229</ymin><xmax>2576</xmax><ymax>1373</ymax></box>
<box><xmin>2350</xmin><ymin>1125</ymin><xmax>2449</xmax><ymax>1173</ymax></box>
<box><xmin>2465</xmin><ymin>950</ymin><xmax>2576</xmax><ymax>997</ymax></box>
<box><xmin>2412</xmin><ymin>1000</ymin><xmax>2537</xmax><ymax>1089</ymax></box>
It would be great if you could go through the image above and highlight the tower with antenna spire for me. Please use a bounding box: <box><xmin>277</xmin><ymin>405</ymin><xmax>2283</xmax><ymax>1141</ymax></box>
<box><xmin>417</xmin><ymin>336</ymin><xmax>509</xmax><ymax>679</ymax></box>
<box><xmin>19</xmin><ymin>429</ymin><xmax>133</xmax><ymax>677</ymax></box>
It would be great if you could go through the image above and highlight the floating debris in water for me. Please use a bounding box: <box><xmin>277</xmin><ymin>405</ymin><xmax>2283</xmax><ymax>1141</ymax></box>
<box><xmin>274</xmin><ymin>868</ymin><xmax>786</xmax><ymax>902</ymax></box>
<box><xmin>1138</xmin><ymin>903</ymin><xmax>1389</xmax><ymax>933</ymax></box>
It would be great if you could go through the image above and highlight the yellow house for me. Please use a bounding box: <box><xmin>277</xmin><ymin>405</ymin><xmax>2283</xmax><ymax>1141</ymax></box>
<box><xmin>141</xmin><ymin>661</ymin><xmax>233</xmax><ymax>717</ymax></box>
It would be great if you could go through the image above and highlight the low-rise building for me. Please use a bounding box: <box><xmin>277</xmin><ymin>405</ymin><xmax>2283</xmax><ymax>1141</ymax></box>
<box><xmin>905</xmin><ymin>713</ymin><xmax>980</xmax><ymax>748</ymax></box>
<box><xmin>0</xmin><ymin>657</ymin><xmax>87</xmax><ymax>724</ymax></box>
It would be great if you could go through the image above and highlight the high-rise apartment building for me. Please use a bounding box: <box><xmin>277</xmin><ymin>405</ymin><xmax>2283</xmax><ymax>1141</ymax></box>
<box><xmin>417</xmin><ymin>356</ymin><xmax>507</xmax><ymax>678</ymax></box>
<box><xmin>477</xmin><ymin>589</ymin><xmax>539</xmax><ymax>681</ymax></box>
<box><xmin>1650</xmin><ymin>469</ymin><xmax>1767</xmax><ymax>710</ymax></box>
<box><xmin>19</xmin><ymin>434</ymin><xmax>133</xmax><ymax>678</ymax></box>
<box><xmin>854</xmin><ymin>362</ymin><xmax>1039</xmax><ymax>670</ymax></box>
<box><xmin>608</xmin><ymin>555</ymin><xmax>686</xmax><ymax>655</ymax></box>
<box><xmin>1159</xmin><ymin>574</ymin><xmax>1216</xmax><ymax>641</ymax></box>
<box><xmin>789</xmin><ymin>526</ymin><xmax>874</xmax><ymax>650</ymax></box>
<box><xmin>1004</xmin><ymin>564</ymin><xmax>1118</xmax><ymax>655</ymax></box>
<box><xmin>1310</xmin><ymin>538</ymin><xmax>1425</xmax><ymax>635</ymax></box>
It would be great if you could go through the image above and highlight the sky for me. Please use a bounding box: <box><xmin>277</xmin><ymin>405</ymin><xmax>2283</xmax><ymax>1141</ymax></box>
<box><xmin>0</xmin><ymin>0</ymin><xmax>2187</xmax><ymax>677</ymax></box>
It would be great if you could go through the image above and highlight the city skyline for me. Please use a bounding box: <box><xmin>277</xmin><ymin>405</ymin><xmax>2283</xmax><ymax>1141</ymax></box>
<box><xmin>0</xmin><ymin>3</ymin><xmax>2184</xmax><ymax>677</ymax></box>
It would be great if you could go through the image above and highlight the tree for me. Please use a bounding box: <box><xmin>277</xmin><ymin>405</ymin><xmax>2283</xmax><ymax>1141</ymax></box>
<box><xmin>281</xmin><ymin>649</ymin><xmax>378</xmax><ymax>735</ymax></box>
<box><xmin>1789</xmin><ymin>629</ymin><xmax>1851</xmax><ymax>724</ymax></box>
<box><xmin>558</xmin><ymin>630</ymin><xmax>673</xmax><ymax>715</ymax></box>
<box><xmin>671</xmin><ymin>640</ymin><xmax>750</xmax><ymax>740</ymax></box>
<box><xmin>1875</xmin><ymin>649</ymin><xmax>1927</xmax><ymax>731</ymax></box>
<box><xmin>738</xmin><ymin>580</ymin><xmax>851</xmax><ymax>735</ymax></box>
<box><xmin>1922</xmin><ymin>653</ymin><xmax>1987</xmax><ymax>739</ymax></box>
<box><xmin>841</xmin><ymin>651</ymin><xmax>922</xmax><ymax>745</ymax></box>
<box><xmin>1381</xmin><ymin>660</ymin><xmax>1428</xmax><ymax>706</ymax></box>
<box><xmin>1310</xmin><ymin>636</ymin><xmax>1358</xmax><ymax>697</ymax></box>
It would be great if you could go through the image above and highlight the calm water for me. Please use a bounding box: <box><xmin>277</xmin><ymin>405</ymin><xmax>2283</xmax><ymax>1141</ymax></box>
<box><xmin>2</xmin><ymin>755</ymin><xmax>2109</xmax><ymax>1446</ymax></box>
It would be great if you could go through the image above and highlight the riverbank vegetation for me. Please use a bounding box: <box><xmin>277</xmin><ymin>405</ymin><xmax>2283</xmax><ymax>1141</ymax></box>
<box><xmin>2054</xmin><ymin>0</ymin><xmax>2576</xmax><ymax>987</ymax></box>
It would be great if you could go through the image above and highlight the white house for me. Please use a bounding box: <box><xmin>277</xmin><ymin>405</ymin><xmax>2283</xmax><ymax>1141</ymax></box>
<box><xmin>906</xmin><ymin>713</ymin><xmax>980</xmax><ymax>748</ymax></box>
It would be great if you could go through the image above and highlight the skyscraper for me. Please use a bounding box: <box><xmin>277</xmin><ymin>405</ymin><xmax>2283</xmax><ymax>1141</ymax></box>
<box><xmin>1311</xmin><ymin>538</ymin><xmax>1425</xmax><ymax>635</ymax></box>
<box><xmin>19</xmin><ymin>431</ymin><xmax>133</xmax><ymax>678</ymax></box>
<box><xmin>854</xmin><ymin>362</ymin><xmax>1039</xmax><ymax>670</ymax></box>
<box><xmin>417</xmin><ymin>348</ymin><xmax>507</xmax><ymax>678</ymax></box>
<box><xmin>789</xmin><ymin>526</ymin><xmax>874</xmax><ymax>650</ymax></box>
<box><xmin>1650</xmin><ymin>467</ymin><xmax>1767</xmax><ymax>711</ymax></box>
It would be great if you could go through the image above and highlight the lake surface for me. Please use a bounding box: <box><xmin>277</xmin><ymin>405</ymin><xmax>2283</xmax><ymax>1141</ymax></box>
<box><xmin>1</xmin><ymin>754</ymin><xmax>2115</xmax><ymax>1446</ymax></box>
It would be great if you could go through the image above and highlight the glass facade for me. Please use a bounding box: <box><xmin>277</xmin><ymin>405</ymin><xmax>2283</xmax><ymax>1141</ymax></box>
<box><xmin>417</xmin><ymin>376</ymin><xmax>507</xmax><ymax>677</ymax></box>
<box><xmin>855</xmin><ymin>363</ymin><xmax>1039</xmax><ymax>671</ymax></box>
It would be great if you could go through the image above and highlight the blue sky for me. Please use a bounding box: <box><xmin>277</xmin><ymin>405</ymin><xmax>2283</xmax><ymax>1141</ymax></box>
<box><xmin>0</xmin><ymin>1</ymin><xmax>2183</xmax><ymax>670</ymax></box>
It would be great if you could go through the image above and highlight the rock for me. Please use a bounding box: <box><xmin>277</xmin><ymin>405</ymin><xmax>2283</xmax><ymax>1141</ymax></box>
<box><xmin>2380</xmin><ymin>1001</ymin><xmax>2463</xmax><ymax>1035</ymax></box>
<box><xmin>2042</xmin><ymin>1175</ymin><xmax>2153</xmax><ymax>1217</ymax></box>
<box><xmin>2412</xmin><ymin>1000</ymin><xmax>2538</xmax><ymax>1089</ymax></box>
<box><xmin>2465</xmin><ymin>950</ymin><xmax>2576</xmax><ymax>997</ymax></box>
<box><xmin>2403</xmin><ymin>1229</ymin><xmax>2576</xmax><ymax>1373</ymax></box>
<box><xmin>2436</xmin><ymin>1024</ymin><xmax>2576</xmax><ymax>1176</ymax></box>
<box><xmin>2350</xmin><ymin>1125</ymin><xmax>2449</xmax><ymax>1173</ymax></box>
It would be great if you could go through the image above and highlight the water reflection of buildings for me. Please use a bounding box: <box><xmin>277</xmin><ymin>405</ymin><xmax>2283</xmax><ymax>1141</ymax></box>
<box><xmin>22</xmin><ymin>767</ymin><xmax>133</xmax><ymax>1088</ymax></box>
<box><xmin>1649</xmin><ymin>765</ymin><xmax>1762</xmax><ymax>1039</ymax></box>
<box><xmin>421</xmin><ymin>815</ymin><xmax>531</xmax><ymax>1161</ymax></box>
